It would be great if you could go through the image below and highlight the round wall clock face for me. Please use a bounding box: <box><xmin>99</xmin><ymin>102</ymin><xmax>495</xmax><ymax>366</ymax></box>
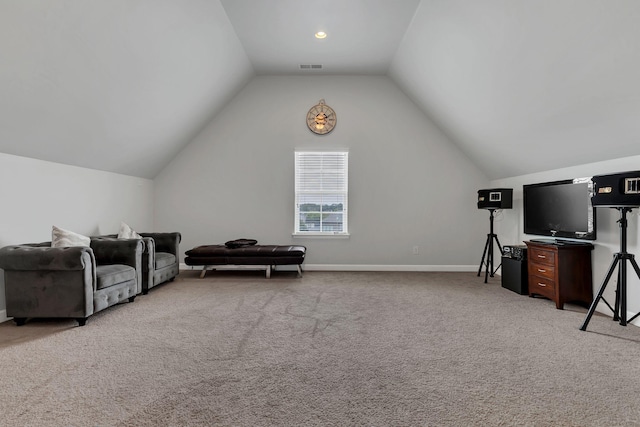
<box><xmin>307</xmin><ymin>99</ymin><xmax>336</xmax><ymax>135</ymax></box>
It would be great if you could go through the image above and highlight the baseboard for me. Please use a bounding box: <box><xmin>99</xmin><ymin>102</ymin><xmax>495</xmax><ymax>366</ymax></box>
<box><xmin>595</xmin><ymin>301</ymin><xmax>640</xmax><ymax>327</ymax></box>
<box><xmin>180</xmin><ymin>263</ymin><xmax>477</xmax><ymax>273</ymax></box>
<box><xmin>0</xmin><ymin>309</ymin><xmax>10</xmax><ymax>324</ymax></box>
<box><xmin>304</xmin><ymin>264</ymin><xmax>479</xmax><ymax>272</ymax></box>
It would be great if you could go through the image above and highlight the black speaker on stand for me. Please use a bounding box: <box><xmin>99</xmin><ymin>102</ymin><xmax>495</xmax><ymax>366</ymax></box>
<box><xmin>580</xmin><ymin>171</ymin><xmax>640</xmax><ymax>331</ymax></box>
<box><xmin>477</xmin><ymin>188</ymin><xmax>513</xmax><ymax>283</ymax></box>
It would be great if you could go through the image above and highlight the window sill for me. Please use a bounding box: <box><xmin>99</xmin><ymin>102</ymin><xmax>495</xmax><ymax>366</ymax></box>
<box><xmin>292</xmin><ymin>233</ymin><xmax>350</xmax><ymax>239</ymax></box>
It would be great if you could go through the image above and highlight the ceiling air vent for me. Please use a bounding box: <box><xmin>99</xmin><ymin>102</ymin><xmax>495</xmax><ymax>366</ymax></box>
<box><xmin>299</xmin><ymin>64</ymin><xmax>323</xmax><ymax>70</ymax></box>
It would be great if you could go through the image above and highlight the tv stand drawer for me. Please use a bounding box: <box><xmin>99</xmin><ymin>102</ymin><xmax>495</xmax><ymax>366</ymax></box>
<box><xmin>529</xmin><ymin>263</ymin><xmax>555</xmax><ymax>280</ymax></box>
<box><xmin>529</xmin><ymin>247</ymin><xmax>556</xmax><ymax>266</ymax></box>
<box><xmin>529</xmin><ymin>276</ymin><xmax>556</xmax><ymax>296</ymax></box>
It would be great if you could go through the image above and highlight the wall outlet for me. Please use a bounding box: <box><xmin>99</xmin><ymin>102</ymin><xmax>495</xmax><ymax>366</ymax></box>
<box><xmin>413</xmin><ymin>246</ymin><xmax>420</xmax><ymax>255</ymax></box>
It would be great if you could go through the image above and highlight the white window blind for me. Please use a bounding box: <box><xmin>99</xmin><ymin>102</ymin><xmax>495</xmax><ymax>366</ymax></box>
<box><xmin>295</xmin><ymin>151</ymin><xmax>349</xmax><ymax>235</ymax></box>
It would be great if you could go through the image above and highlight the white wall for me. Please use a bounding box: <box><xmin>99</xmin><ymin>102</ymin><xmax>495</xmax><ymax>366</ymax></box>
<box><xmin>0</xmin><ymin>153</ymin><xmax>153</xmax><ymax>322</ymax></box>
<box><xmin>0</xmin><ymin>0</ymin><xmax>254</xmax><ymax>178</ymax></box>
<box><xmin>154</xmin><ymin>75</ymin><xmax>490</xmax><ymax>269</ymax></box>
<box><xmin>391</xmin><ymin>0</ymin><xmax>640</xmax><ymax>180</ymax></box>
<box><xmin>491</xmin><ymin>155</ymin><xmax>640</xmax><ymax>326</ymax></box>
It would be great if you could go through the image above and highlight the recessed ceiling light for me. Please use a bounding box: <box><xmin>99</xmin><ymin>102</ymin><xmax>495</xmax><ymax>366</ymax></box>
<box><xmin>315</xmin><ymin>31</ymin><xmax>327</xmax><ymax>39</ymax></box>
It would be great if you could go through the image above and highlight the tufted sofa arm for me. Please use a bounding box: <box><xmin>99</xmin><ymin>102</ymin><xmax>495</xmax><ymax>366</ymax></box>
<box><xmin>0</xmin><ymin>245</ymin><xmax>95</xmax><ymax>272</ymax></box>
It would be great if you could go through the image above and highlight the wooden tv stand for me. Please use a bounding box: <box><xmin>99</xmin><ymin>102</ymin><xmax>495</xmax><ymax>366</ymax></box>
<box><xmin>524</xmin><ymin>241</ymin><xmax>594</xmax><ymax>309</ymax></box>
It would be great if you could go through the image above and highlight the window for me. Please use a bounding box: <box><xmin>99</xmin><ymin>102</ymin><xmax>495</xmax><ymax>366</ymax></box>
<box><xmin>294</xmin><ymin>151</ymin><xmax>348</xmax><ymax>236</ymax></box>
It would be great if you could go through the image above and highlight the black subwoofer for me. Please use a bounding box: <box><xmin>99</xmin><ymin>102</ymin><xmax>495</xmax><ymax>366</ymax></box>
<box><xmin>501</xmin><ymin>256</ymin><xmax>528</xmax><ymax>295</ymax></box>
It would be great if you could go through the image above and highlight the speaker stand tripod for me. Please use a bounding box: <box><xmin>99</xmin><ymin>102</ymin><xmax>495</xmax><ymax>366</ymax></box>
<box><xmin>477</xmin><ymin>208</ymin><xmax>502</xmax><ymax>283</ymax></box>
<box><xmin>580</xmin><ymin>207</ymin><xmax>640</xmax><ymax>331</ymax></box>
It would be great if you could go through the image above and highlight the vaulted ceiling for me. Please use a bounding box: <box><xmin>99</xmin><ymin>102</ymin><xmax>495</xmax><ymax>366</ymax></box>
<box><xmin>1</xmin><ymin>0</ymin><xmax>639</xmax><ymax>179</ymax></box>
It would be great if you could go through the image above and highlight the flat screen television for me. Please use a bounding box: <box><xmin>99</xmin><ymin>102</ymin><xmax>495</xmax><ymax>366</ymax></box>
<box><xmin>523</xmin><ymin>177</ymin><xmax>597</xmax><ymax>241</ymax></box>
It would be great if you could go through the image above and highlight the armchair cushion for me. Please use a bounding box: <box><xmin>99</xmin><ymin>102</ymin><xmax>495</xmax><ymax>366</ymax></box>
<box><xmin>96</xmin><ymin>264</ymin><xmax>136</xmax><ymax>290</ymax></box>
<box><xmin>155</xmin><ymin>252</ymin><xmax>176</xmax><ymax>269</ymax></box>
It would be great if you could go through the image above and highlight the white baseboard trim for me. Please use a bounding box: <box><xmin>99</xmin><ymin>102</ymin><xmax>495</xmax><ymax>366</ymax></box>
<box><xmin>181</xmin><ymin>263</ymin><xmax>477</xmax><ymax>273</ymax></box>
<box><xmin>595</xmin><ymin>301</ymin><xmax>640</xmax><ymax>327</ymax></box>
<box><xmin>305</xmin><ymin>264</ymin><xmax>479</xmax><ymax>272</ymax></box>
<box><xmin>0</xmin><ymin>309</ymin><xmax>10</xmax><ymax>324</ymax></box>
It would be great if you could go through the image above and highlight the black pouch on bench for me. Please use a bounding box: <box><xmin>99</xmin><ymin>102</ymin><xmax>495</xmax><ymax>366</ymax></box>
<box><xmin>225</xmin><ymin>239</ymin><xmax>258</xmax><ymax>249</ymax></box>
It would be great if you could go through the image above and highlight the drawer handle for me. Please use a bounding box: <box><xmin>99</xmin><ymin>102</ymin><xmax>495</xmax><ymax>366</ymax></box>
<box><xmin>538</xmin><ymin>268</ymin><xmax>546</xmax><ymax>273</ymax></box>
<box><xmin>538</xmin><ymin>283</ymin><xmax>547</xmax><ymax>287</ymax></box>
<box><xmin>537</xmin><ymin>254</ymin><xmax>546</xmax><ymax>259</ymax></box>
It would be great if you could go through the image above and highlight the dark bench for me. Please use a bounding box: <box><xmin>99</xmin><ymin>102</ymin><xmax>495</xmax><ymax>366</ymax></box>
<box><xmin>184</xmin><ymin>244</ymin><xmax>306</xmax><ymax>278</ymax></box>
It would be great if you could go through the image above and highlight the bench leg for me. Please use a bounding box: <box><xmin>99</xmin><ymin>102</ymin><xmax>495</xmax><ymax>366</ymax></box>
<box><xmin>197</xmin><ymin>264</ymin><xmax>303</xmax><ymax>279</ymax></box>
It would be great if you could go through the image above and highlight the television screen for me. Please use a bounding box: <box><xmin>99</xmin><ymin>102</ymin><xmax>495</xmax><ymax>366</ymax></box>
<box><xmin>523</xmin><ymin>178</ymin><xmax>596</xmax><ymax>240</ymax></box>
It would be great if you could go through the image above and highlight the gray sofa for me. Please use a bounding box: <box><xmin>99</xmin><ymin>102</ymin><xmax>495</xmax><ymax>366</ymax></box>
<box><xmin>94</xmin><ymin>232</ymin><xmax>181</xmax><ymax>294</ymax></box>
<box><xmin>0</xmin><ymin>238</ymin><xmax>143</xmax><ymax>326</ymax></box>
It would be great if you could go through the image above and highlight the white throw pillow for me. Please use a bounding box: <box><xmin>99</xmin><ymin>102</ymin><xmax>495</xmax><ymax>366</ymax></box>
<box><xmin>117</xmin><ymin>222</ymin><xmax>142</xmax><ymax>239</ymax></box>
<box><xmin>51</xmin><ymin>226</ymin><xmax>91</xmax><ymax>248</ymax></box>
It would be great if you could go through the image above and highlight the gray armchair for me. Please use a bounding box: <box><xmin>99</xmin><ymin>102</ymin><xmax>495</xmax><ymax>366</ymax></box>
<box><xmin>93</xmin><ymin>232</ymin><xmax>181</xmax><ymax>294</ymax></box>
<box><xmin>139</xmin><ymin>232</ymin><xmax>181</xmax><ymax>293</ymax></box>
<box><xmin>0</xmin><ymin>238</ymin><xmax>143</xmax><ymax>326</ymax></box>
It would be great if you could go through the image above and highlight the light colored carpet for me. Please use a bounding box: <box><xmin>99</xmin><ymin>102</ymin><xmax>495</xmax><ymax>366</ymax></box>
<box><xmin>1</xmin><ymin>270</ymin><xmax>640</xmax><ymax>426</ymax></box>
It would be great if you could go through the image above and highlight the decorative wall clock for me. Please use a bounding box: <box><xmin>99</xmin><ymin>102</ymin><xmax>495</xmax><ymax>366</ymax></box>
<box><xmin>306</xmin><ymin>99</ymin><xmax>336</xmax><ymax>135</ymax></box>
